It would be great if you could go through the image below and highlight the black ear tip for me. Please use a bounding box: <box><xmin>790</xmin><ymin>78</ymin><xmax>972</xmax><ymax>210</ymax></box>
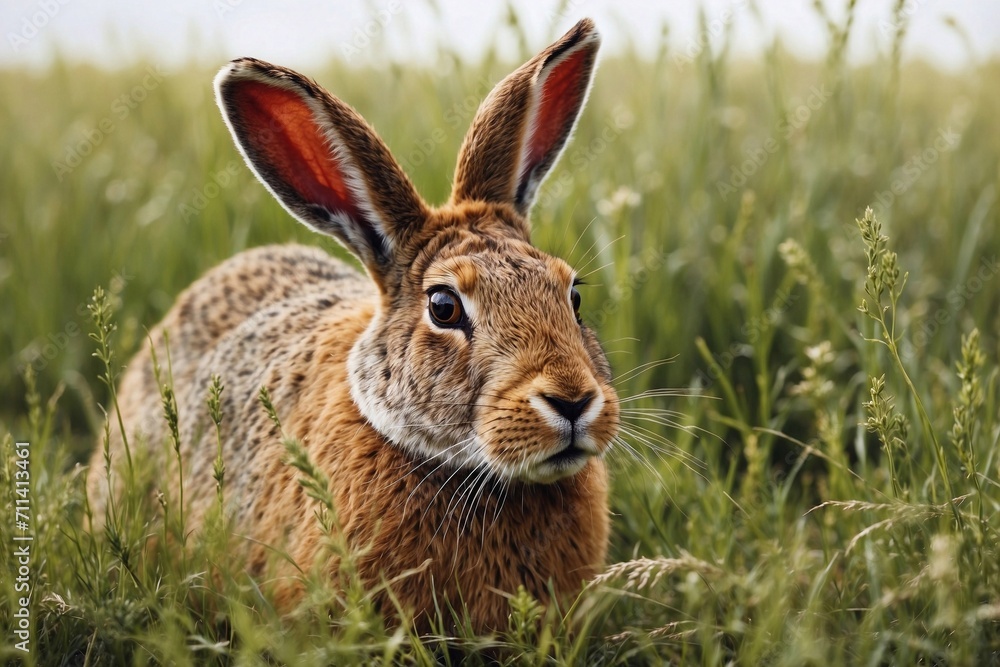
<box><xmin>218</xmin><ymin>57</ymin><xmax>275</xmax><ymax>83</ymax></box>
<box><xmin>216</xmin><ymin>59</ymin><xmax>252</xmax><ymax>88</ymax></box>
<box><xmin>570</xmin><ymin>17</ymin><xmax>600</xmax><ymax>43</ymax></box>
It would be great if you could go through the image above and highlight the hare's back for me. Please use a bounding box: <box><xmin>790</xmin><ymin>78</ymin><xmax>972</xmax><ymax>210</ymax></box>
<box><xmin>149</xmin><ymin>243</ymin><xmax>373</xmax><ymax>406</ymax></box>
<box><xmin>161</xmin><ymin>244</ymin><xmax>368</xmax><ymax>360</ymax></box>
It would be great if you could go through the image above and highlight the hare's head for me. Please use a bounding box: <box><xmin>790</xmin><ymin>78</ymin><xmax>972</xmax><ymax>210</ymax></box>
<box><xmin>216</xmin><ymin>19</ymin><xmax>619</xmax><ymax>484</ymax></box>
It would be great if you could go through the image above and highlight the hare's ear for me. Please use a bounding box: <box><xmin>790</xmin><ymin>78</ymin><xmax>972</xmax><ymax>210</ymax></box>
<box><xmin>451</xmin><ymin>19</ymin><xmax>600</xmax><ymax>217</ymax></box>
<box><xmin>215</xmin><ymin>58</ymin><xmax>427</xmax><ymax>284</ymax></box>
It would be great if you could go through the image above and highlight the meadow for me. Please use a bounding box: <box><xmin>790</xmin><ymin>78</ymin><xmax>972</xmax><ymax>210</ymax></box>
<box><xmin>2</xmin><ymin>4</ymin><xmax>1000</xmax><ymax>665</ymax></box>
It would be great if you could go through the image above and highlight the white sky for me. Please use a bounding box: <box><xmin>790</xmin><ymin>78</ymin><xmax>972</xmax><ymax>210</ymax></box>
<box><xmin>2</xmin><ymin>0</ymin><xmax>998</xmax><ymax>71</ymax></box>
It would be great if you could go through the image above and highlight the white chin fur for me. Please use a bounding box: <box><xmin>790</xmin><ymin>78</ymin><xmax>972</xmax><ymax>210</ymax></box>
<box><xmin>523</xmin><ymin>454</ymin><xmax>591</xmax><ymax>484</ymax></box>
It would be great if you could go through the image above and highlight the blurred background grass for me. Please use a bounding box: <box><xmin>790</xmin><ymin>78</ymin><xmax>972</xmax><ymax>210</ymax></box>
<box><xmin>2</xmin><ymin>0</ymin><xmax>1000</xmax><ymax>663</ymax></box>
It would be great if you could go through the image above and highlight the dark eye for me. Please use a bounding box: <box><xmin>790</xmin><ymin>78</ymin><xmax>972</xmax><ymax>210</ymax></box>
<box><xmin>428</xmin><ymin>288</ymin><xmax>465</xmax><ymax>328</ymax></box>
<box><xmin>571</xmin><ymin>286</ymin><xmax>582</xmax><ymax>323</ymax></box>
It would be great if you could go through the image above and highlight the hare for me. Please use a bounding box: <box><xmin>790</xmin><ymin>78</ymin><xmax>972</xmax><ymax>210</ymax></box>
<box><xmin>88</xmin><ymin>18</ymin><xmax>619</xmax><ymax>633</ymax></box>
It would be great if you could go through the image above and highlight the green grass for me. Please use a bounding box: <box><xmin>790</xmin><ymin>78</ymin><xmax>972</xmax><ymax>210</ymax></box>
<box><xmin>2</xmin><ymin>4</ymin><xmax>1000</xmax><ymax>664</ymax></box>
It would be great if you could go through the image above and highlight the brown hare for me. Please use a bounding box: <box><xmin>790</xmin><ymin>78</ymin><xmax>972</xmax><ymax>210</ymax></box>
<box><xmin>88</xmin><ymin>18</ymin><xmax>620</xmax><ymax>633</ymax></box>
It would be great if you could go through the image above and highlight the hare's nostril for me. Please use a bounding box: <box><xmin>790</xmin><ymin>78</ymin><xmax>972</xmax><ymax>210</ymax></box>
<box><xmin>541</xmin><ymin>392</ymin><xmax>595</xmax><ymax>422</ymax></box>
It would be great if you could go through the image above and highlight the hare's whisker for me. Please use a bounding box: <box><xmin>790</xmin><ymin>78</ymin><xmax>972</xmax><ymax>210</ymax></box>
<box><xmin>620</xmin><ymin>410</ymin><xmax>690</xmax><ymax>423</ymax></box>
<box><xmin>478</xmin><ymin>414</ymin><xmax>515</xmax><ymax>429</ymax></box>
<box><xmin>610</xmin><ymin>436</ymin><xmax>662</xmax><ymax>480</ymax></box>
<box><xmin>617</xmin><ymin>422</ymin><xmax>683</xmax><ymax>455</ymax></box>
<box><xmin>612</xmin><ymin>358</ymin><xmax>679</xmax><ymax>386</ymax></box>
<box><xmin>619</xmin><ymin>417</ymin><xmax>715</xmax><ymax>454</ymax></box>
<box><xmin>416</xmin><ymin>400</ymin><xmax>517</xmax><ymax>412</ymax></box>
<box><xmin>576</xmin><ymin>260</ymin><xmax>615</xmax><ymax>280</ymax></box>
<box><xmin>457</xmin><ymin>467</ymin><xmax>495</xmax><ymax>538</ymax></box>
<box><xmin>616</xmin><ymin>427</ymin><xmax>707</xmax><ymax>478</ymax></box>
<box><xmin>572</xmin><ymin>228</ymin><xmax>624</xmax><ymax>275</ymax></box>
<box><xmin>601</xmin><ymin>336</ymin><xmax>641</xmax><ymax>346</ymax></box>
<box><xmin>573</xmin><ymin>234</ymin><xmax>625</xmax><ymax>274</ymax></box>
<box><xmin>401</xmin><ymin>437</ymin><xmax>476</xmax><ymax>513</ymax></box>
<box><xmin>391</xmin><ymin>419</ymin><xmax>475</xmax><ymax>430</ymax></box>
<box><xmin>608</xmin><ymin>438</ymin><xmax>692</xmax><ymax>517</ymax></box>
<box><xmin>618</xmin><ymin>388</ymin><xmax>711</xmax><ymax>401</ymax></box>
<box><xmin>435</xmin><ymin>463</ymin><xmax>489</xmax><ymax>541</ymax></box>
<box><xmin>489</xmin><ymin>476</ymin><xmax>512</xmax><ymax>533</ymax></box>
<box><xmin>565</xmin><ymin>215</ymin><xmax>599</xmax><ymax>264</ymax></box>
<box><xmin>422</xmin><ymin>461</ymin><xmax>472</xmax><ymax>527</ymax></box>
<box><xmin>620</xmin><ymin>412</ymin><xmax>689</xmax><ymax>432</ymax></box>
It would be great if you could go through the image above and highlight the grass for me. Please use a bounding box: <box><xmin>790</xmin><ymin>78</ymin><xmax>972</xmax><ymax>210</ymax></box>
<box><xmin>2</xmin><ymin>3</ymin><xmax>1000</xmax><ymax>664</ymax></box>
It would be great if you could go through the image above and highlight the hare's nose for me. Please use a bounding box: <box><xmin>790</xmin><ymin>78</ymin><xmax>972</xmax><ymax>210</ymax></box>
<box><xmin>541</xmin><ymin>392</ymin><xmax>595</xmax><ymax>423</ymax></box>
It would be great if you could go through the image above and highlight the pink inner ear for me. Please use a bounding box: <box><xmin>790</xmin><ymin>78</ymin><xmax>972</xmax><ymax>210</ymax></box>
<box><xmin>230</xmin><ymin>80</ymin><xmax>363</xmax><ymax>222</ymax></box>
<box><xmin>524</xmin><ymin>48</ymin><xmax>591</xmax><ymax>175</ymax></box>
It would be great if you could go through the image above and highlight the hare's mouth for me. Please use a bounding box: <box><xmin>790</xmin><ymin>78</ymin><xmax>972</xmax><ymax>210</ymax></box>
<box><xmin>522</xmin><ymin>441</ymin><xmax>592</xmax><ymax>483</ymax></box>
<box><xmin>545</xmin><ymin>443</ymin><xmax>588</xmax><ymax>466</ymax></box>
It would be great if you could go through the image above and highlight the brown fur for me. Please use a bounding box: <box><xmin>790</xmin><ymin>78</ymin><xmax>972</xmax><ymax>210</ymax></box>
<box><xmin>87</xmin><ymin>19</ymin><xmax>617</xmax><ymax>634</ymax></box>
<box><xmin>250</xmin><ymin>292</ymin><xmax>608</xmax><ymax>631</ymax></box>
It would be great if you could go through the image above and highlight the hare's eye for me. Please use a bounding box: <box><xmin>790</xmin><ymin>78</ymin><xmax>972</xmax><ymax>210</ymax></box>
<box><xmin>428</xmin><ymin>288</ymin><xmax>465</xmax><ymax>328</ymax></box>
<box><xmin>571</xmin><ymin>286</ymin><xmax>582</xmax><ymax>323</ymax></box>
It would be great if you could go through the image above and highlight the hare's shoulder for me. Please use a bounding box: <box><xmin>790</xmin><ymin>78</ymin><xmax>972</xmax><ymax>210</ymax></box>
<box><xmin>142</xmin><ymin>244</ymin><xmax>371</xmax><ymax>390</ymax></box>
<box><xmin>159</xmin><ymin>244</ymin><xmax>369</xmax><ymax>349</ymax></box>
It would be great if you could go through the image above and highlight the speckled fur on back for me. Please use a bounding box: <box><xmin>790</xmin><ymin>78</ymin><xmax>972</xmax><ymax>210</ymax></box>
<box><xmin>88</xmin><ymin>19</ymin><xmax>620</xmax><ymax>633</ymax></box>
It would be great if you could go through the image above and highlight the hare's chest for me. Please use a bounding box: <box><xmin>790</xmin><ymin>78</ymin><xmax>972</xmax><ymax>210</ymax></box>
<box><xmin>353</xmin><ymin>462</ymin><xmax>608</xmax><ymax>631</ymax></box>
